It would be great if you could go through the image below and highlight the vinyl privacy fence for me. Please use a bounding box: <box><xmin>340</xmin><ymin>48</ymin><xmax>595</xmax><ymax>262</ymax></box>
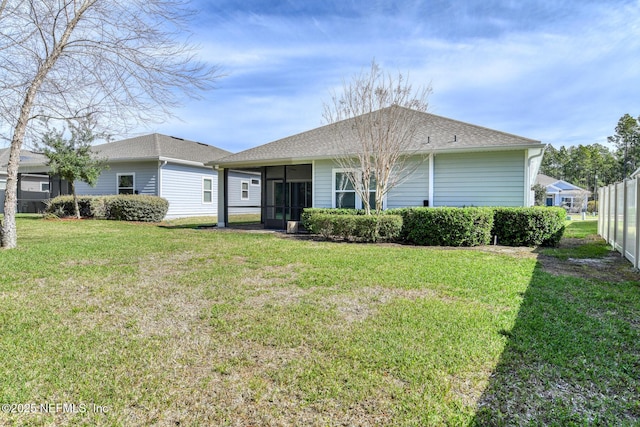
<box><xmin>599</xmin><ymin>176</ymin><xmax>640</xmax><ymax>269</ymax></box>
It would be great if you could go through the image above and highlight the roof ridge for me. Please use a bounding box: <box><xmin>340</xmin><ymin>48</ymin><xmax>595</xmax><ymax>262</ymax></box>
<box><xmin>152</xmin><ymin>133</ymin><xmax>162</xmax><ymax>157</ymax></box>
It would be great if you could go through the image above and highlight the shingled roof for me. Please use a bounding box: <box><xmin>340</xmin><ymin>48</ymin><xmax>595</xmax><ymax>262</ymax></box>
<box><xmin>0</xmin><ymin>148</ymin><xmax>48</xmax><ymax>169</ymax></box>
<box><xmin>216</xmin><ymin>106</ymin><xmax>542</xmax><ymax>167</ymax></box>
<box><xmin>92</xmin><ymin>133</ymin><xmax>231</xmax><ymax>165</ymax></box>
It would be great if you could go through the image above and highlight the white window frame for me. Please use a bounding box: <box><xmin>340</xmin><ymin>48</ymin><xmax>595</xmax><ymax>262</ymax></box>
<box><xmin>250</xmin><ymin>178</ymin><xmax>260</xmax><ymax>186</ymax></box>
<box><xmin>332</xmin><ymin>168</ymin><xmax>385</xmax><ymax>210</ymax></box>
<box><xmin>117</xmin><ymin>173</ymin><xmax>135</xmax><ymax>195</ymax></box>
<box><xmin>561</xmin><ymin>196</ymin><xmax>574</xmax><ymax>208</ymax></box>
<box><xmin>202</xmin><ymin>177</ymin><xmax>213</xmax><ymax>204</ymax></box>
<box><xmin>241</xmin><ymin>180</ymin><xmax>250</xmax><ymax>201</ymax></box>
<box><xmin>40</xmin><ymin>181</ymin><xmax>50</xmax><ymax>192</ymax></box>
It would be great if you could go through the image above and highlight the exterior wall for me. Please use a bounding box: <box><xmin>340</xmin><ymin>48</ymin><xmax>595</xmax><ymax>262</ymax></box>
<box><xmin>313</xmin><ymin>151</ymin><xmax>525</xmax><ymax>209</ymax></box>
<box><xmin>227</xmin><ymin>170</ymin><xmax>261</xmax><ymax>215</ymax></box>
<box><xmin>75</xmin><ymin>161</ymin><xmax>158</xmax><ymax>196</ymax></box>
<box><xmin>20</xmin><ymin>174</ymin><xmax>50</xmax><ymax>192</ymax></box>
<box><xmin>160</xmin><ymin>163</ymin><xmax>217</xmax><ymax>219</ymax></box>
<box><xmin>313</xmin><ymin>159</ymin><xmax>334</xmax><ymax>208</ymax></box>
<box><xmin>433</xmin><ymin>150</ymin><xmax>525</xmax><ymax>207</ymax></box>
<box><xmin>386</xmin><ymin>157</ymin><xmax>430</xmax><ymax>208</ymax></box>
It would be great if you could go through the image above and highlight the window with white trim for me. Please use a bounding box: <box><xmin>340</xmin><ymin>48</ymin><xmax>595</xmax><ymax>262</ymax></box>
<box><xmin>333</xmin><ymin>169</ymin><xmax>380</xmax><ymax>209</ymax></box>
<box><xmin>241</xmin><ymin>181</ymin><xmax>250</xmax><ymax>200</ymax></box>
<box><xmin>203</xmin><ymin>178</ymin><xmax>213</xmax><ymax>203</ymax></box>
<box><xmin>117</xmin><ymin>173</ymin><xmax>135</xmax><ymax>194</ymax></box>
<box><xmin>334</xmin><ymin>170</ymin><xmax>356</xmax><ymax>208</ymax></box>
<box><xmin>40</xmin><ymin>181</ymin><xmax>50</xmax><ymax>192</ymax></box>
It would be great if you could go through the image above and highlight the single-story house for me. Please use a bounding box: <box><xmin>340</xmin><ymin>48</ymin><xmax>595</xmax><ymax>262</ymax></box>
<box><xmin>535</xmin><ymin>173</ymin><xmax>590</xmax><ymax>212</ymax></box>
<box><xmin>73</xmin><ymin>133</ymin><xmax>255</xmax><ymax>219</ymax></box>
<box><xmin>2</xmin><ymin>134</ymin><xmax>260</xmax><ymax>219</ymax></box>
<box><xmin>213</xmin><ymin>106</ymin><xmax>545</xmax><ymax>229</ymax></box>
<box><xmin>0</xmin><ymin>148</ymin><xmax>52</xmax><ymax>214</ymax></box>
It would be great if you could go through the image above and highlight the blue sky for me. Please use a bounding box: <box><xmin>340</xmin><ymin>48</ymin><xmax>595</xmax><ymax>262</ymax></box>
<box><xmin>141</xmin><ymin>0</ymin><xmax>640</xmax><ymax>152</ymax></box>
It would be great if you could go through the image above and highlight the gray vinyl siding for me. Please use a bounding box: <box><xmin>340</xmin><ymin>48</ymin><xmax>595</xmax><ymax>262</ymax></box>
<box><xmin>386</xmin><ymin>157</ymin><xmax>430</xmax><ymax>208</ymax></box>
<box><xmin>228</xmin><ymin>170</ymin><xmax>261</xmax><ymax>215</ymax></box>
<box><xmin>313</xmin><ymin>158</ymin><xmax>429</xmax><ymax>209</ymax></box>
<box><xmin>313</xmin><ymin>159</ymin><xmax>335</xmax><ymax>208</ymax></box>
<box><xmin>75</xmin><ymin>161</ymin><xmax>158</xmax><ymax>196</ymax></box>
<box><xmin>433</xmin><ymin>151</ymin><xmax>525</xmax><ymax>207</ymax></box>
<box><xmin>161</xmin><ymin>163</ymin><xmax>217</xmax><ymax>218</ymax></box>
<box><xmin>20</xmin><ymin>175</ymin><xmax>49</xmax><ymax>192</ymax></box>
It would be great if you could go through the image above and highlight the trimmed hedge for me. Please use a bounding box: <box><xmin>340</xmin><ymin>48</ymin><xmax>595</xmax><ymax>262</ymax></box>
<box><xmin>46</xmin><ymin>195</ymin><xmax>169</xmax><ymax>222</ymax></box>
<box><xmin>302</xmin><ymin>209</ymin><xmax>402</xmax><ymax>242</ymax></box>
<box><xmin>392</xmin><ymin>207</ymin><xmax>494</xmax><ymax>247</ymax></box>
<box><xmin>303</xmin><ymin>206</ymin><xmax>566</xmax><ymax>247</ymax></box>
<box><xmin>492</xmin><ymin>207</ymin><xmax>566</xmax><ymax>247</ymax></box>
<box><xmin>46</xmin><ymin>195</ymin><xmax>109</xmax><ymax>218</ymax></box>
<box><xmin>107</xmin><ymin>196</ymin><xmax>169</xmax><ymax>222</ymax></box>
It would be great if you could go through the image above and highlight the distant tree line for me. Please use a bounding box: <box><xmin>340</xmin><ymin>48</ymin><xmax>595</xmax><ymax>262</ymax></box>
<box><xmin>540</xmin><ymin>114</ymin><xmax>640</xmax><ymax>194</ymax></box>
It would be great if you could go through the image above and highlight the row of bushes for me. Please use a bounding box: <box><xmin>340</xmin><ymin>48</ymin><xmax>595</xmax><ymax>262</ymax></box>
<box><xmin>46</xmin><ymin>195</ymin><xmax>169</xmax><ymax>222</ymax></box>
<box><xmin>302</xmin><ymin>211</ymin><xmax>403</xmax><ymax>242</ymax></box>
<box><xmin>301</xmin><ymin>206</ymin><xmax>566</xmax><ymax>246</ymax></box>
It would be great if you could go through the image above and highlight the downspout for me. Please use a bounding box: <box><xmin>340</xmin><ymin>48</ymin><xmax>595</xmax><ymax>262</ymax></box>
<box><xmin>428</xmin><ymin>153</ymin><xmax>434</xmax><ymax>206</ymax></box>
<box><xmin>158</xmin><ymin>160</ymin><xmax>167</xmax><ymax>197</ymax></box>
<box><xmin>527</xmin><ymin>146</ymin><xmax>546</xmax><ymax>206</ymax></box>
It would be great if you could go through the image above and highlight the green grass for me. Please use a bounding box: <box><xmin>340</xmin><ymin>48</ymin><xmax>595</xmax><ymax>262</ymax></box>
<box><xmin>0</xmin><ymin>215</ymin><xmax>637</xmax><ymax>425</ymax></box>
<box><xmin>542</xmin><ymin>219</ymin><xmax>612</xmax><ymax>260</ymax></box>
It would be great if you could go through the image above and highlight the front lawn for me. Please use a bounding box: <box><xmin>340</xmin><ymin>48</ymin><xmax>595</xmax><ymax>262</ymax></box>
<box><xmin>0</xmin><ymin>217</ymin><xmax>637</xmax><ymax>425</ymax></box>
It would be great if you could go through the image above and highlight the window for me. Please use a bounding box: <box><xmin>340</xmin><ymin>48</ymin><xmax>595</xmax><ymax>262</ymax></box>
<box><xmin>117</xmin><ymin>173</ymin><xmax>135</xmax><ymax>194</ymax></box>
<box><xmin>0</xmin><ymin>179</ymin><xmax>6</xmax><ymax>190</ymax></box>
<box><xmin>333</xmin><ymin>169</ymin><xmax>380</xmax><ymax>209</ymax></box>
<box><xmin>203</xmin><ymin>178</ymin><xmax>213</xmax><ymax>203</ymax></box>
<box><xmin>40</xmin><ymin>181</ymin><xmax>50</xmax><ymax>192</ymax></box>
<box><xmin>251</xmin><ymin>178</ymin><xmax>260</xmax><ymax>186</ymax></box>
<box><xmin>241</xmin><ymin>181</ymin><xmax>249</xmax><ymax>200</ymax></box>
<box><xmin>334</xmin><ymin>171</ymin><xmax>356</xmax><ymax>208</ymax></box>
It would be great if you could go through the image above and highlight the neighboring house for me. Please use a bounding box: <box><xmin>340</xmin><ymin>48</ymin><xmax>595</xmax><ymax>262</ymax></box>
<box><xmin>214</xmin><ymin>106</ymin><xmax>545</xmax><ymax>229</ymax></box>
<box><xmin>227</xmin><ymin>169</ymin><xmax>262</xmax><ymax>215</ymax></box>
<box><xmin>535</xmin><ymin>174</ymin><xmax>590</xmax><ymax>212</ymax></box>
<box><xmin>0</xmin><ymin>148</ymin><xmax>52</xmax><ymax>214</ymax></box>
<box><xmin>73</xmin><ymin>134</ymin><xmax>242</xmax><ymax>219</ymax></box>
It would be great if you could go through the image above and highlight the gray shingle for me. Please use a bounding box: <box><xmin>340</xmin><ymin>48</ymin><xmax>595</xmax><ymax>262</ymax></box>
<box><xmin>0</xmin><ymin>148</ymin><xmax>48</xmax><ymax>168</ymax></box>
<box><xmin>2</xmin><ymin>134</ymin><xmax>230</xmax><ymax>169</ymax></box>
<box><xmin>92</xmin><ymin>133</ymin><xmax>231</xmax><ymax>164</ymax></box>
<box><xmin>217</xmin><ymin>106</ymin><xmax>541</xmax><ymax>167</ymax></box>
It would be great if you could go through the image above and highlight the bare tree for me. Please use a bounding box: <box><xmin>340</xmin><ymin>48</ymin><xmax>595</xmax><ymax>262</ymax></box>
<box><xmin>323</xmin><ymin>60</ymin><xmax>432</xmax><ymax>214</ymax></box>
<box><xmin>569</xmin><ymin>189</ymin><xmax>591</xmax><ymax>214</ymax></box>
<box><xmin>0</xmin><ymin>0</ymin><xmax>220</xmax><ymax>248</ymax></box>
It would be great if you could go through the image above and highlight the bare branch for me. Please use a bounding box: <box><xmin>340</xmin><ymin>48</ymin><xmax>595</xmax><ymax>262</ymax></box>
<box><xmin>0</xmin><ymin>0</ymin><xmax>222</xmax><ymax>248</ymax></box>
<box><xmin>324</xmin><ymin>60</ymin><xmax>433</xmax><ymax>214</ymax></box>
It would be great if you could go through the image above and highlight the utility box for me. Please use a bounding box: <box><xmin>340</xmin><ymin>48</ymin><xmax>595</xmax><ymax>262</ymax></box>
<box><xmin>287</xmin><ymin>221</ymin><xmax>299</xmax><ymax>234</ymax></box>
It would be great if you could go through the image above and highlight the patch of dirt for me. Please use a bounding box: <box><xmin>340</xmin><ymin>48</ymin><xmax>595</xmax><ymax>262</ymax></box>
<box><xmin>537</xmin><ymin>252</ymin><xmax>639</xmax><ymax>283</ymax></box>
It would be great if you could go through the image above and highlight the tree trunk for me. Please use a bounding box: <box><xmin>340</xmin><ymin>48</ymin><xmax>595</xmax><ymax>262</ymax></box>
<box><xmin>0</xmin><ymin>1</ymin><xmax>92</xmax><ymax>248</ymax></box>
<box><xmin>1</xmin><ymin>112</ymin><xmax>31</xmax><ymax>249</ymax></box>
<box><xmin>72</xmin><ymin>182</ymin><xmax>80</xmax><ymax>219</ymax></box>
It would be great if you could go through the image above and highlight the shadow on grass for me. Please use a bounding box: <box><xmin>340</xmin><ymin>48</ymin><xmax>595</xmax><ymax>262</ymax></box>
<box><xmin>157</xmin><ymin>223</ymin><xmax>217</xmax><ymax>230</ymax></box>
<box><xmin>472</xmin><ymin>261</ymin><xmax>640</xmax><ymax>425</ymax></box>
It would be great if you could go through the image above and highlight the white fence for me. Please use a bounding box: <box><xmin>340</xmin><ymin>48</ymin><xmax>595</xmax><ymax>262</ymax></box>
<box><xmin>599</xmin><ymin>177</ymin><xmax>640</xmax><ymax>269</ymax></box>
